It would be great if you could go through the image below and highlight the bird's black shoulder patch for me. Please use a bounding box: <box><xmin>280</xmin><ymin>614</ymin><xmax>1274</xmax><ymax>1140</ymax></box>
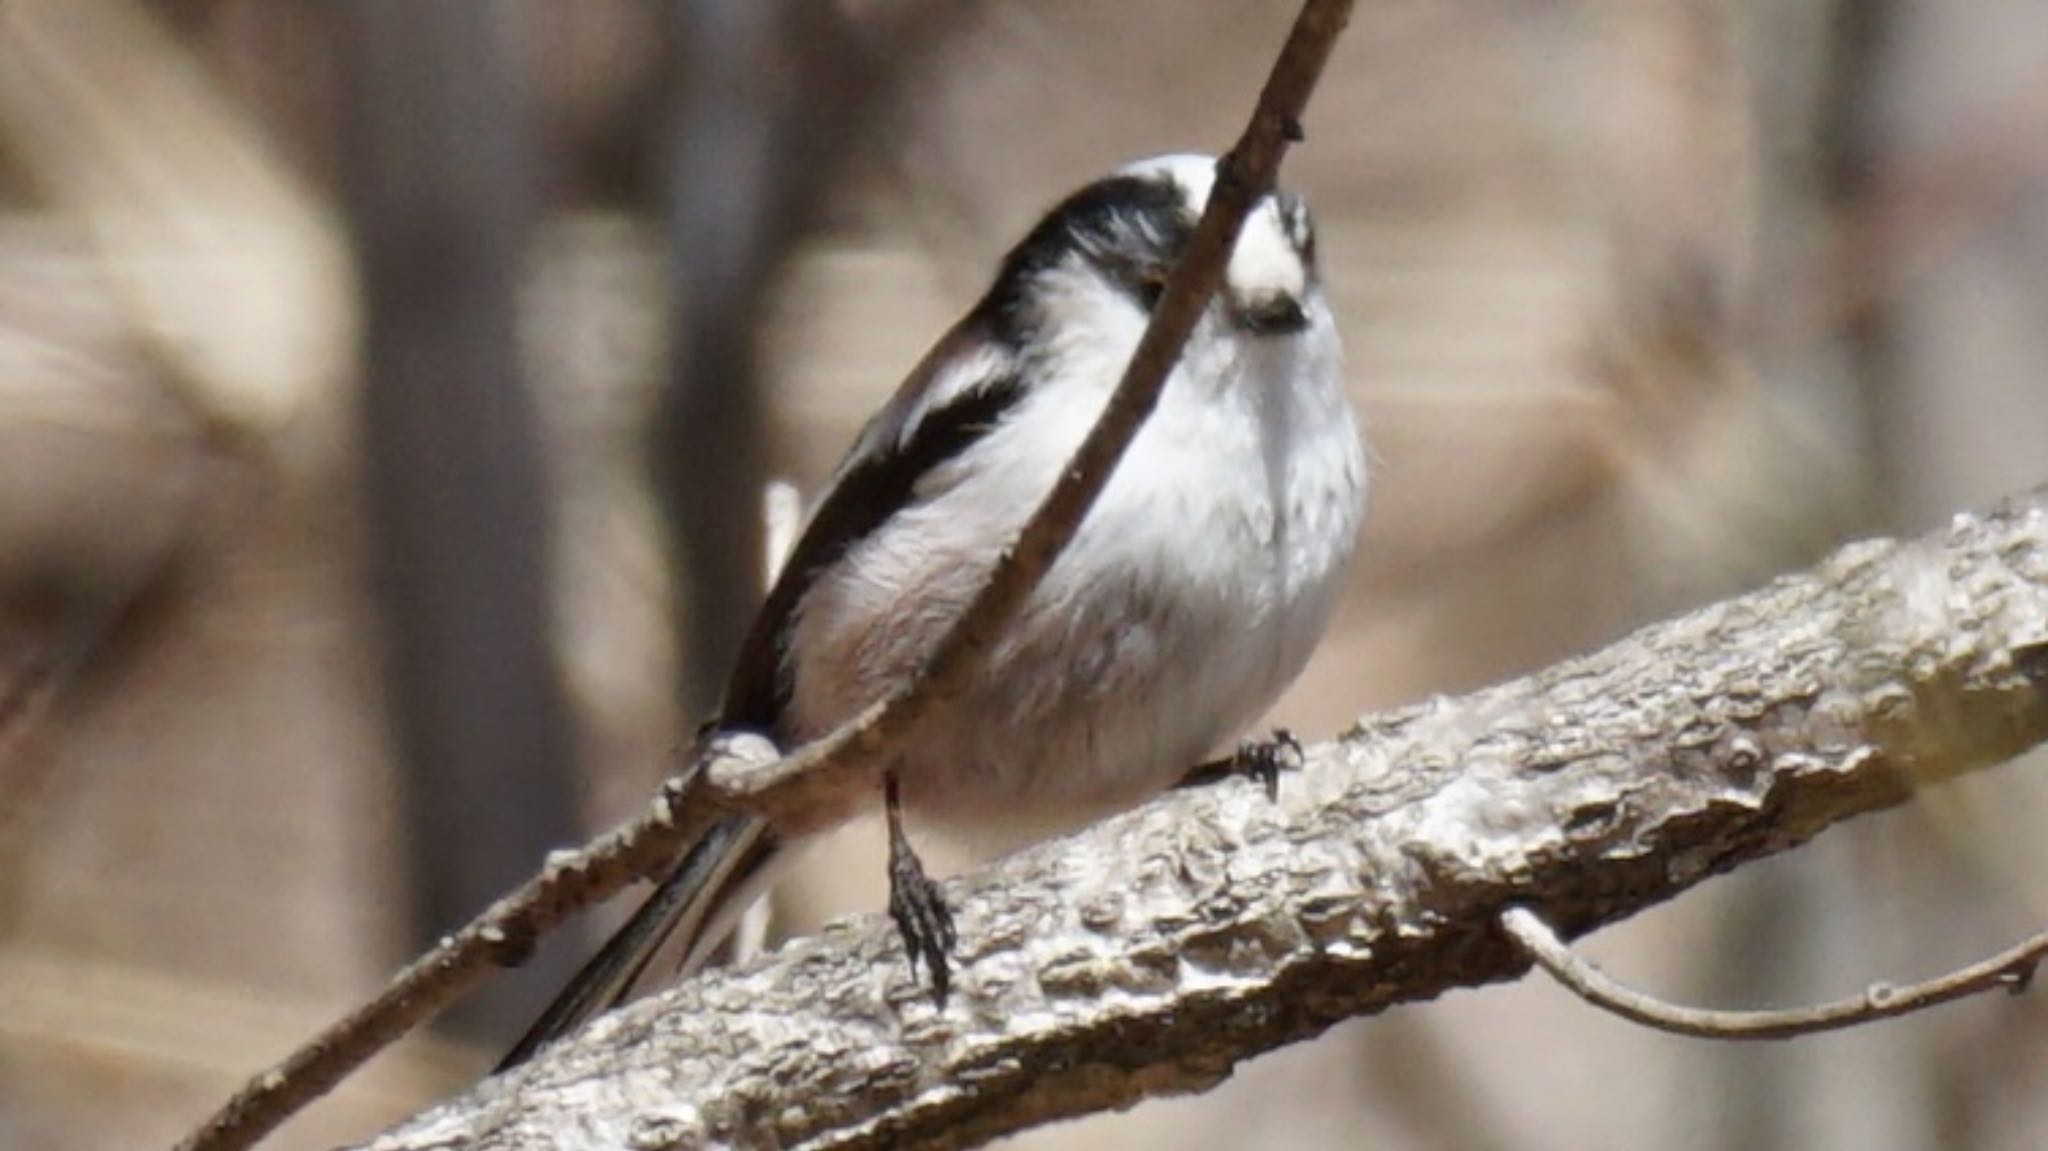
<box><xmin>718</xmin><ymin>164</ymin><xmax>1206</xmax><ymax>732</ymax></box>
<box><xmin>717</xmin><ymin>330</ymin><xmax>1026</xmax><ymax>733</ymax></box>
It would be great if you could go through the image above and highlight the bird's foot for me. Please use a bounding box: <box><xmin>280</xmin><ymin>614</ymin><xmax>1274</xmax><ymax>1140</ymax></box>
<box><xmin>1178</xmin><ymin>727</ymin><xmax>1304</xmax><ymax>802</ymax></box>
<box><xmin>885</xmin><ymin>774</ymin><xmax>956</xmax><ymax>1004</ymax></box>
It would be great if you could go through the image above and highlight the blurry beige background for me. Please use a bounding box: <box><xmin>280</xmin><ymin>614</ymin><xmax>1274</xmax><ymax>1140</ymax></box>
<box><xmin>3</xmin><ymin>1</ymin><xmax>2047</xmax><ymax>1148</ymax></box>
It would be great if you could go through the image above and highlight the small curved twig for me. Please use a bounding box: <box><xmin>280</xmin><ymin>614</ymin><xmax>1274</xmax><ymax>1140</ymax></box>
<box><xmin>1502</xmin><ymin>905</ymin><xmax>2048</xmax><ymax>1041</ymax></box>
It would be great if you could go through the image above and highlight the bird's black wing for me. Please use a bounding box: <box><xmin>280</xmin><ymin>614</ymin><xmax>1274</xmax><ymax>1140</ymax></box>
<box><xmin>497</xmin><ymin>316</ymin><xmax>1024</xmax><ymax>1070</ymax></box>
<box><xmin>718</xmin><ymin>316</ymin><xmax>1025</xmax><ymax>732</ymax></box>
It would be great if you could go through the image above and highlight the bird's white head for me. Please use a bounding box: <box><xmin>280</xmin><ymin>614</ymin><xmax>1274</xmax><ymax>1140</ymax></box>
<box><xmin>1116</xmin><ymin>153</ymin><xmax>1317</xmax><ymax>335</ymax></box>
<box><xmin>979</xmin><ymin>152</ymin><xmax>1323</xmax><ymax>355</ymax></box>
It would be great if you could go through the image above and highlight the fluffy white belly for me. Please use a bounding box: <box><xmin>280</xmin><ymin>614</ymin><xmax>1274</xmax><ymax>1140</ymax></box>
<box><xmin>788</xmin><ymin>317</ymin><xmax>1365</xmax><ymax>835</ymax></box>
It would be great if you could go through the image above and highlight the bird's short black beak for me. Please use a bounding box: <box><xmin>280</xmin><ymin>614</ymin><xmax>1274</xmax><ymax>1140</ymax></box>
<box><xmin>1234</xmin><ymin>291</ymin><xmax>1310</xmax><ymax>336</ymax></box>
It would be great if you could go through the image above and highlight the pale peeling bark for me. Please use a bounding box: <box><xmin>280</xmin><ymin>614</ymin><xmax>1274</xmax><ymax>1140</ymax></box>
<box><xmin>364</xmin><ymin>487</ymin><xmax>2048</xmax><ymax>1151</ymax></box>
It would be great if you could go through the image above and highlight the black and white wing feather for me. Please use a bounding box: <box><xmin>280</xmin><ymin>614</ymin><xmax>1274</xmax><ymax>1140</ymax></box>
<box><xmin>498</xmin><ymin>318</ymin><xmax>1025</xmax><ymax>1069</ymax></box>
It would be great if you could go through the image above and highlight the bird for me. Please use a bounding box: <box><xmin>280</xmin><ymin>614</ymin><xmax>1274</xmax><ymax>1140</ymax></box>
<box><xmin>499</xmin><ymin>152</ymin><xmax>1367</xmax><ymax>1069</ymax></box>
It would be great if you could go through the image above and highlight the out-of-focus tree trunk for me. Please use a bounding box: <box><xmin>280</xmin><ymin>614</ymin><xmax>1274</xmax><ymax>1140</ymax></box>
<box><xmin>648</xmin><ymin>0</ymin><xmax>954</xmax><ymax>721</ymax></box>
<box><xmin>650</xmin><ymin>0</ymin><xmax>774</xmax><ymax>723</ymax></box>
<box><xmin>337</xmin><ymin>1</ymin><xmax>584</xmax><ymax>1042</ymax></box>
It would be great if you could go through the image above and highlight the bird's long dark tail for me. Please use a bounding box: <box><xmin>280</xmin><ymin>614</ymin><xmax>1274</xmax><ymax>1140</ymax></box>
<box><xmin>495</xmin><ymin>812</ymin><xmax>780</xmax><ymax>1071</ymax></box>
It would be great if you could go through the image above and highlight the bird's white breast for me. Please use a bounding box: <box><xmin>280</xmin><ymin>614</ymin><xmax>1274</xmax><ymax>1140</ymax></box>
<box><xmin>789</xmin><ymin>294</ymin><xmax>1364</xmax><ymax>838</ymax></box>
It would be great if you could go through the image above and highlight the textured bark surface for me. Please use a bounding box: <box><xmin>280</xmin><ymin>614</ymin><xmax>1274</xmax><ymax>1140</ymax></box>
<box><xmin>362</xmin><ymin>487</ymin><xmax>2048</xmax><ymax>1151</ymax></box>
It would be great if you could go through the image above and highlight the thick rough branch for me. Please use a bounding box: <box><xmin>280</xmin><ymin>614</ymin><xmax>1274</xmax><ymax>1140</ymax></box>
<box><xmin>362</xmin><ymin>491</ymin><xmax>2048</xmax><ymax>1150</ymax></box>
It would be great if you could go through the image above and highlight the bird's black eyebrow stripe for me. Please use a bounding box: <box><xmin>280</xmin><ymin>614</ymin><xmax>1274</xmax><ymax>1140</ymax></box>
<box><xmin>717</xmin><ymin>366</ymin><xmax>1027</xmax><ymax>732</ymax></box>
<box><xmin>982</xmin><ymin>172</ymin><xmax>1195</xmax><ymax>339</ymax></box>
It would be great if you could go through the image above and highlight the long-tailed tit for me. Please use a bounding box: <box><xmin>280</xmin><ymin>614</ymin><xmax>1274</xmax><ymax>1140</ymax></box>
<box><xmin>502</xmin><ymin>153</ymin><xmax>1367</xmax><ymax>1068</ymax></box>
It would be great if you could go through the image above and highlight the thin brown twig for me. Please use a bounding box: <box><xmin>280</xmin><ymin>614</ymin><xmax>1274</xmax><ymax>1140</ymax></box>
<box><xmin>173</xmin><ymin>3</ymin><xmax>1355</xmax><ymax>1149</ymax></box>
<box><xmin>170</xmin><ymin>779</ymin><xmax>721</xmax><ymax>1151</ymax></box>
<box><xmin>1502</xmin><ymin>906</ymin><xmax>2048</xmax><ymax>1041</ymax></box>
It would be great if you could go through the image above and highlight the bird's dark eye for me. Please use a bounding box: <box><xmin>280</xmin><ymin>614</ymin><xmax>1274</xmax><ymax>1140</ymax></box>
<box><xmin>1135</xmin><ymin>267</ymin><xmax>1169</xmax><ymax>309</ymax></box>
